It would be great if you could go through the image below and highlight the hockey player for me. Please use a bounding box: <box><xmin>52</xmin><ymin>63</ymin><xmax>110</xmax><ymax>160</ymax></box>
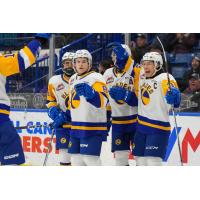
<box><xmin>46</xmin><ymin>52</ymin><xmax>75</xmax><ymax>166</ymax></box>
<box><xmin>0</xmin><ymin>34</ymin><xmax>49</xmax><ymax>165</ymax></box>
<box><xmin>103</xmin><ymin>44</ymin><xmax>138</xmax><ymax>166</ymax></box>
<box><xmin>133</xmin><ymin>52</ymin><xmax>181</xmax><ymax>166</ymax></box>
<box><xmin>67</xmin><ymin>49</ymin><xmax>109</xmax><ymax>166</ymax></box>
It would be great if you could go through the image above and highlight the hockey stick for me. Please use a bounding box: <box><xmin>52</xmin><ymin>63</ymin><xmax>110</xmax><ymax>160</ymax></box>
<box><xmin>15</xmin><ymin>123</ymin><xmax>51</xmax><ymax>130</ymax></box>
<box><xmin>43</xmin><ymin>123</ymin><xmax>55</xmax><ymax>166</ymax></box>
<box><xmin>157</xmin><ymin>36</ymin><xmax>183</xmax><ymax>166</ymax></box>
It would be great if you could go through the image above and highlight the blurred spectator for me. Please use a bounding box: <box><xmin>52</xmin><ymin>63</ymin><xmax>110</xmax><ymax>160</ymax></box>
<box><xmin>131</xmin><ymin>33</ymin><xmax>148</xmax><ymax>63</ymax></box>
<box><xmin>186</xmin><ymin>55</ymin><xmax>200</xmax><ymax>77</ymax></box>
<box><xmin>98</xmin><ymin>59</ymin><xmax>114</xmax><ymax>75</ymax></box>
<box><xmin>177</xmin><ymin>55</ymin><xmax>200</xmax><ymax>92</ymax></box>
<box><xmin>181</xmin><ymin>73</ymin><xmax>200</xmax><ymax>111</ymax></box>
<box><xmin>150</xmin><ymin>33</ymin><xmax>177</xmax><ymax>52</ymax></box>
<box><xmin>173</xmin><ymin>33</ymin><xmax>198</xmax><ymax>53</ymax></box>
<box><xmin>149</xmin><ymin>44</ymin><xmax>162</xmax><ymax>54</ymax></box>
<box><xmin>184</xmin><ymin>73</ymin><xmax>200</xmax><ymax>94</ymax></box>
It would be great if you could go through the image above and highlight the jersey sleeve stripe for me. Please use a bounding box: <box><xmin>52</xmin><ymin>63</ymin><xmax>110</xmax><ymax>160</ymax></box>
<box><xmin>19</xmin><ymin>49</ymin><xmax>31</xmax><ymax>69</ymax></box>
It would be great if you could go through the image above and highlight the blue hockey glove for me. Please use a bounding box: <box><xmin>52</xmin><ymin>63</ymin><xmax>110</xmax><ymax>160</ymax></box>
<box><xmin>109</xmin><ymin>86</ymin><xmax>129</xmax><ymax>102</ymax></box>
<box><xmin>27</xmin><ymin>39</ymin><xmax>41</xmax><ymax>58</ymax></box>
<box><xmin>52</xmin><ymin>110</ymin><xmax>69</xmax><ymax>128</ymax></box>
<box><xmin>112</xmin><ymin>44</ymin><xmax>129</xmax><ymax>71</ymax></box>
<box><xmin>165</xmin><ymin>86</ymin><xmax>181</xmax><ymax>108</ymax></box>
<box><xmin>109</xmin><ymin>87</ymin><xmax>119</xmax><ymax>100</ymax></box>
<box><xmin>35</xmin><ymin>33</ymin><xmax>51</xmax><ymax>47</ymax></box>
<box><xmin>75</xmin><ymin>83</ymin><xmax>96</xmax><ymax>100</ymax></box>
<box><xmin>48</xmin><ymin>106</ymin><xmax>60</xmax><ymax>120</ymax></box>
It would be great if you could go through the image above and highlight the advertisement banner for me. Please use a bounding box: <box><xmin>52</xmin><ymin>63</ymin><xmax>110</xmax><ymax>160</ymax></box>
<box><xmin>10</xmin><ymin>109</ymin><xmax>200</xmax><ymax>166</ymax></box>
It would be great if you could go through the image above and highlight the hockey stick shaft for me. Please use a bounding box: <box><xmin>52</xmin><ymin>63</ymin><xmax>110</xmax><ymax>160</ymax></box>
<box><xmin>43</xmin><ymin>127</ymin><xmax>55</xmax><ymax>166</ymax></box>
<box><xmin>157</xmin><ymin>36</ymin><xmax>183</xmax><ymax>166</ymax></box>
<box><xmin>15</xmin><ymin>124</ymin><xmax>50</xmax><ymax>130</ymax></box>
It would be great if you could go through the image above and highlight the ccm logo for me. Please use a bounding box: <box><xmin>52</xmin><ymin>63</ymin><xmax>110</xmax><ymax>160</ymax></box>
<box><xmin>80</xmin><ymin>144</ymin><xmax>88</xmax><ymax>148</ymax></box>
<box><xmin>4</xmin><ymin>153</ymin><xmax>19</xmax><ymax>160</ymax></box>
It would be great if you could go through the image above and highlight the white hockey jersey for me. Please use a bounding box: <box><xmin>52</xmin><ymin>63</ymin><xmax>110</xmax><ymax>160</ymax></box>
<box><xmin>46</xmin><ymin>74</ymin><xmax>71</xmax><ymax>129</ymax></box>
<box><xmin>68</xmin><ymin>71</ymin><xmax>109</xmax><ymax>138</ymax></box>
<box><xmin>103</xmin><ymin>56</ymin><xmax>139</xmax><ymax>133</ymax></box>
<box><xmin>137</xmin><ymin>68</ymin><xmax>178</xmax><ymax>134</ymax></box>
<box><xmin>0</xmin><ymin>40</ymin><xmax>41</xmax><ymax>121</ymax></box>
<box><xmin>47</xmin><ymin>74</ymin><xmax>69</xmax><ymax>112</ymax></box>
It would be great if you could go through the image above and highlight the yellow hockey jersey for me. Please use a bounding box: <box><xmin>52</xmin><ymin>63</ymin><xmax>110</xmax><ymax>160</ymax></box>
<box><xmin>137</xmin><ymin>68</ymin><xmax>178</xmax><ymax>134</ymax></box>
<box><xmin>0</xmin><ymin>40</ymin><xmax>41</xmax><ymax>121</ymax></box>
<box><xmin>68</xmin><ymin>71</ymin><xmax>109</xmax><ymax>138</ymax></box>
<box><xmin>103</xmin><ymin>56</ymin><xmax>139</xmax><ymax>133</ymax></box>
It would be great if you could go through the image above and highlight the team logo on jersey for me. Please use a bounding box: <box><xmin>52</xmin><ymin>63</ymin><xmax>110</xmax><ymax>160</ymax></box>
<box><xmin>60</xmin><ymin>138</ymin><xmax>67</xmax><ymax>144</ymax></box>
<box><xmin>70</xmin><ymin>89</ymin><xmax>80</xmax><ymax>109</ymax></box>
<box><xmin>116</xmin><ymin>82</ymin><xmax>132</xmax><ymax>90</ymax></box>
<box><xmin>141</xmin><ymin>83</ymin><xmax>153</xmax><ymax>105</ymax></box>
<box><xmin>106</xmin><ymin>76</ymin><xmax>114</xmax><ymax>84</ymax></box>
<box><xmin>56</xmin><ymin>83</ymin><xmax>65</xmax><ymax>91</ymax></box>
<box><xmin>115</xmin><ymin>139</ymin><xmax>122</xmax><ymax>145</ymax></box>
<box><xmin>141</xmin><ymin>88</ymin><xmax>150</xmax><ymax>105</ymax></box>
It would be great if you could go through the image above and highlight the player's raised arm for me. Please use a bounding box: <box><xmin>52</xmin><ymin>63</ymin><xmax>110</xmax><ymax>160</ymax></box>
<box><xmin>0</xmin><ymin>33</ymin><xmax>50</xmax><ymax>77</ymax></box>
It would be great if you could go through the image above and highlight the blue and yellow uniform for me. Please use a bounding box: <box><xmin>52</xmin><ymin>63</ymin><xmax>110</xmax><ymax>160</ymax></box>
<box><xmin>46</xmin><ymin>74</ymin><xmax>71</xmax><ymax>164</ymax></box>
<box><xmin>103</xmin><ymin>56</ymin><xmax>139</xmax><ymax>153</ymax></box>
<box><xmin>68</xmin><ymin>71</ymin><xmax>109</xmax><ymax>156</ymax></box>
<box><xmin>133</xmin><ymin>67</ymin><xmax>179</xmax><ymax>160</ymax></box>
<box><xmin>0</xmin><ymin>40</ymin><xmax>41</xmax><ymax>165</ymax></box>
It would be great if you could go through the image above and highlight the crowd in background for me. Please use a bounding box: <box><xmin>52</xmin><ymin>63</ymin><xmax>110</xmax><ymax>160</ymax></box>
<box><xmin>98</xmin><ymin>33</ymin><xmax>200</xmax><ymax>112</ymax></box>
<box><xmin>3</xmin><ymin>33</ymin><xmax>200</xmax><ymax>112</ymax></box>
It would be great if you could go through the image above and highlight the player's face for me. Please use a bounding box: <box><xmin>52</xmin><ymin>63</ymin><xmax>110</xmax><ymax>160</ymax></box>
<box><xmin>75</xmin><ymin>58</ymin><xmax>89</xmax><ymax>75</ymax></box>
<box><xmin>63</xmin><ymin>59</ymin><xmax>73</xmax><ymax>69</ymax></box>
<box><xmin>142</xmin><ymin>60</ymin><xmax>156</xmax><ymax>77</ymax></box>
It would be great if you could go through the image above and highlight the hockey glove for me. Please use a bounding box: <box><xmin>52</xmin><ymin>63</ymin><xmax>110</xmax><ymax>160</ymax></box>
<box><xmin>112</xmin><ymin>44</ymin><xmax>129</xmax><ymax>71</ymax></box>
<box><xmin>27</xmin><ymin>39</ymin><xmax>41</xmax><ymax>59</ymax></box>
<box><xmin>52</xmin><ymin>110</ymin><xmax>70</xmax><ymax>128</ymax></box>
<box><xmin>48</xmin><ymin>106</ymin><xmax>60</xmax><ymax>120</ymax></box>
<box><xmin>109</xmin><ymin>86</ymin><xmax>131</xmax><ymax>103</ymax></box>
<box><xmin>75</xmin><ymin>83</ymin><xmax>96</xmax><ymax>100</ymax></box>
<box><xmin>35</xmin><ymin>33</ymin><xmax>51</xmax><ymax>47</ymax></box>
<box><xmin>165</xmin><ymin>86</ymin><xmax>181</xmax><ymax>108</ymax></box>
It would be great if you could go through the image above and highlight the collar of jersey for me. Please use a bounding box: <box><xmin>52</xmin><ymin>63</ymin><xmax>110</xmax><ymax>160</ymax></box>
<box><xmin>145</xmin><ymin>69</ymin><xmax>164</xmax><ymax>79</ymax></box>
<box><xmin>113</xmin><ymin>67</ymin><xmax>126</xmax><ymax>78</ymax></box>
<box><xmin>77</xmin><ymin>70</ymin><xmax>95</xmax><ymax>79</ymax></box>
<box><xmin>62</xmin><ymin>74</ymin><xmax>70</xmax><ymax>83</ymax></box>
